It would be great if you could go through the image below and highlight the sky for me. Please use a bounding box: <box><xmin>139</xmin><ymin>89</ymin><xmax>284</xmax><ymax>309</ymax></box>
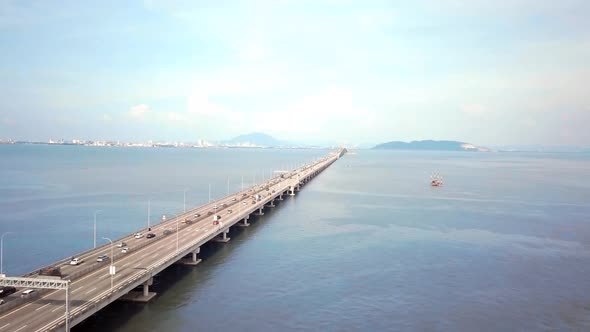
<box><xmin>0</xmin><ymin>0</ymin><xmax>589</xmax><ymax>146</ymax></box>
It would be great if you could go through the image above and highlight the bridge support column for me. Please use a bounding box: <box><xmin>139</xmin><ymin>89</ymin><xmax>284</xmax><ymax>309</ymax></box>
<box><xmin>237</xmin><ymin>216</ymin><xmax>250</xmax><ymax>227</ymax></box>
<box><xmin>214</xmin><ymin>229</ymin><xmax>230</xmax><ymax>243</ymax></box>
<box><xmin>255</xmin><ymin>207</ymin><xmax>264</xmax><ymax>216</ymax></box>
<box><xmin>119</xmin><ymin>278</ymin><xmax>157</xmax><ymax>302</ymax></box>
<box><xmin>175</xmin><ymin>247</ymin><xmax>202</xmax><ymax>266</ymax></box>
<box><xmin>143</xmin><ymin>280</ymin><xmax>150</xmax><ymax>297</ymax></box>
<box><xmin>289</xmin><ymin>186</ymin><xmax>295</xmax><ymax>196</ymax></box>
<box><xmin>278</xmin><ymin>193</ymin><xmax>283</xmax><ymax>201</ymax></box>
<box><xmin>268</xmin><ymin>199</ymin><xmax>275</xmax><ymax>208</ymax></box>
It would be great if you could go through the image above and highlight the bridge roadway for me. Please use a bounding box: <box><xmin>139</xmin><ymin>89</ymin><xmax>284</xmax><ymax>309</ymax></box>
<box><xmin>0</xmin><ymin>149</ymin><xmax>345</xmax><ymax>332</ymax></box>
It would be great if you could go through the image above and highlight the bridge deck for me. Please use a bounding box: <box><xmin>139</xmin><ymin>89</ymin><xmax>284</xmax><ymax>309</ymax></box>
<box><xmin>0</xmin><ymin>149</ymin><xmax>345</xmax><ymax>332</ymax></box>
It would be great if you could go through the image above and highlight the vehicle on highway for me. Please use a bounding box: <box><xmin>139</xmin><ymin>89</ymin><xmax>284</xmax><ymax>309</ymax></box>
<box><xmin>96</xmin><ymin>255</ymin><xmax>109</xmax><ymax>262</ymax></box>
<box><xmin>134</xmin><ymin>233</ymin><xmax>144</xmax><ymax>239</ymax></box>
<box><xmin>163</xmin><ymin>229</ymin><xmax>172</xmax><ymax>235</ymax></box>
<box><xmin>251</xmin><ymin>200</ymin><xmax>256</xmax><ymax>204</ymax></box>
<box><xmin>21</xmin><ymin>289</ymin><xmax>36</xmax><ymax>298</ymax></box>
<box><xmin>213</xmin><ymin>215</ymin><xmax>221</xmax><ymax>222</ymax></box>
<box><xmin>0</xmin><ymin>299</ymin><xmax>4</xmax><ymax>305</ymax></box>
<box><xmin>221</xmin><ymin>203</ymin><xmax>227</xmax><ymax>208</ymax></box>
<box><xmin>39</xmin><ymin>266</ymin><xmax>62</xmax><ymax>277</ymax></box>
<box><xmin>116</xmin><ymin>242</ymin><xmax>127</xmax><ymax>248</ymax></box>
<box><xmin>146</xmin><ymin>233</ymin><xmax>156</xmax><ymax>239</ymax></box>
<box><xmin>227</xmin><ymin>209</ymin><xmax>233</xmax><ymax>214</ymax></box>
<box><xmin>70</xmin><ymin>257</ymin><xmax>84</xmax><ymax>265</ymax></box>
<box><xmin>121</xmin><ymin>246</ymin><xmax>129</xmax><ymax>253</ymax></box>
<box><xmin>0</xmin><ymin>286</ymin><xmax>16</xmax><ymax>298</ymax></box>
<box><xmin>194</xmin><ymin>213</ymin><xmax>200</xmax><ymax>218</ymax></box>
<box><xmin>242</xmin><ymin>201</ymin><xmax>247</xmax><ymax>205</ymax></box>
<box><xmin>232</xmin><ymin>198</ymin><xmax>237</xmax><ymax>201</ymax></box>
<box><xmin>207</xmin><ymin>211</ymin><xmax>213</xmax><ymax>216</ymax></box>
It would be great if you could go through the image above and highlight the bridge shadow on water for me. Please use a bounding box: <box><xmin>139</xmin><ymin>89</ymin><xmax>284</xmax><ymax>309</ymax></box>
<box><xmin>73</xmin><ymin>197</ymin><xmax>290</xmax><ymax>331</ymax></box>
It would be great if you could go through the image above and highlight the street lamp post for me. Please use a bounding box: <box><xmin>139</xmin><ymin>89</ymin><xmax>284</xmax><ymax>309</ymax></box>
<box><xmin>147</xmin><ymin>199</ymin><xmax>151</xmax><ymax>229</ymax></box>
<box><xmin>93</xmin><ymin>210</ymin><xmax>102</xmax><ymax>249</ymax></box>
<box><xmin>173</xmin><ymin>214</ymin><xmax>180</xmax><ymax>253</ymax></box>
<box><xmin>1</xmin><ymin>232</ymin><xmax>13</xmax><ymax>275</ymax></box>
<box><xmin>102</xmin><ymin>237</ymin><xmax>114</xmax><ymax>293</ymax></box>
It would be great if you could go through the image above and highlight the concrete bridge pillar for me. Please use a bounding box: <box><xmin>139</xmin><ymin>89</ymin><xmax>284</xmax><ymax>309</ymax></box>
<box><xmin>176</xmin><ymin>247</ymin><xmax>202</xmax><ymax>266</ymax></box>
<box><xmin>119</xmin><ymin>278</ymin><xmax>156</xmax><ymax>302</ymax></box>
<box><xmin>238</xmin><ymin>216</ymin><xmax>250</xmax><ymax>227</ymax></box>
<box><xmin>289</xmin><ymin>186</ymin><xmax>295</xmax><ymax>196</ymax></box>
<box><xmin>143</xmin><ymin>280</ymin><xmax>150</xmax><ymax>297</ymax></box>
<box><xmin>214</xmin><ymin>229</ymin><xmax>230</xmax><ymax>243</ymax></box>
<box><xmin>191</xmin><ymin>247</ymin><xmax>201</xmax><ymax>263</ymax></box>
<box><xmin>255</xmin><ymin>207</ymin><xmax>264</xmax><ymax>215</ymax></box>
<box><xmin>268</xmin><ymin>199</ymin><xmax>275</xmax><ymax>208</ymax></box>
<box><xmin>278</xmin><ymin>193</ymin><xmax>283</xmax><ymax>201</ymax></box>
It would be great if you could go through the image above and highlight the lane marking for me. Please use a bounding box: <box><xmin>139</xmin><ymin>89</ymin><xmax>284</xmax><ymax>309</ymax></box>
<box><xmin>14</xmin><ymin>326</ymin><xmax>28</xmax><ymax>332</ymax></box>
<box><xmin>85</xmin><ymin>287</ymin><xmax>97</xmax><ymax>295</ymax></box>
<box><xmin>35</xmin><ymin>303</ymin><xmax>50</xmax><ymax>312</ymax></box>
<box><xmin>51</xmin><ymin>306</ymin><xmax>64</xmax><ymax>313</ymax></box>
<box><xmin>0</xmin><ymin>323</ymin><xmax>10</xmax><ymax>330</ymax></box>
<box><xmin>72</xmin><ymin>287</ymin><xmax>83</xmax><ymax>294</ymax></box>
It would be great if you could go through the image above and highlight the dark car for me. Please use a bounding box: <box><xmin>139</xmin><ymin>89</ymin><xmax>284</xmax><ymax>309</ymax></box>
<box><xmin>0</xmin><ymin>286</ymin><xmax>16</xmax><ymax>298</ymax></box>
<box><xmin>146</xmin><ymin>233</ymin><xmax>156</xmax><ymax>239</ymax></box>
<box><xmin>163</xmin><ymin>229</ymin><xmax>173</xmax><ymax>236</ymax></box>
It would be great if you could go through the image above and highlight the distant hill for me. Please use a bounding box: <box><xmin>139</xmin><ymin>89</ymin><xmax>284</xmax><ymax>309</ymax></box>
<box><xmin>225</xmin><ymin>132</ymin><xmax>289</xmax><ymax>147</ymax></box>
<box><xmin>373</xmin><ymin>140</ymin><xmax>489</xmax><ymax>152</ymax></box>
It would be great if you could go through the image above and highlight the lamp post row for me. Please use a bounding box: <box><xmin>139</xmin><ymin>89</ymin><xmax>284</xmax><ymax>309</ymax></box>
<box><xmin>2</xmin><ymin>166</ymin><xmax>293</xmax><ymax>276</ymax></box>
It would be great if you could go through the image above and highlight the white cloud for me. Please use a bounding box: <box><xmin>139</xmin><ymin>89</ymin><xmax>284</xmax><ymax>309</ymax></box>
<box><xmin>128</xmin><ymin>104</ymin><xmax>150</xmax><ymax>118</ymax></box>
<box><xmin>460</xmin><ymin>104</ymin><xmax>488</xmax><ymax>115</ymax></box>
<box><xmin>163</xmin><ymin>111</ymin><xmax>185</xmax><ymax>122</ymax></box>
<box><xmin>237</xmin><ymin>42</ymin><xmax>269</xmax><ymax>62</ymax></box>
<box><xmin>186</xmin><ymin>92</ymin><xmax>228</xmax><ymax>116</ymax></box>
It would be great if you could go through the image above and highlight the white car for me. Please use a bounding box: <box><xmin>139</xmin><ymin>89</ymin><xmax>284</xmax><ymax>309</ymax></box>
<box><xmin>134</xmin><ymin>233</ymin><xmax>144</xmax><ymax>239</ymax></box>
<box><xmin>70</xmin><ymin>258</ymin><xmax>83</xmax><ymax>265</ymax></box>
<box><xmin>121</xmin><ymin>246</ymin><xmax>129</xmax><ymax>253</ymax></box>
<box><xmin>116</xmin><ymin>242</ymin><xmax>127</xmax><ymax>248</ymax></box>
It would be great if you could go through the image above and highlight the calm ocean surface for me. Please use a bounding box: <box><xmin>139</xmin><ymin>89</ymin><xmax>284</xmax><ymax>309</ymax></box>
<box><xmin>1</xmin><ymin>145</ymin><xmax>590</xmax><ymax>331</ymax></box>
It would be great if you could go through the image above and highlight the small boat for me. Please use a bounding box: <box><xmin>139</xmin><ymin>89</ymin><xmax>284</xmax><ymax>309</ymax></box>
<box><xmin>430</xmin><ymin>174</ymin><xmax>443</xmax><ymax>187</ymax></box>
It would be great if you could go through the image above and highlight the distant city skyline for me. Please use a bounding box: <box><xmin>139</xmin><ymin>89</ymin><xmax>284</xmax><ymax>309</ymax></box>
<box><xmin>1</xmin><ymin>1</ymin><xmax>589</xmax><ymax>146</ymax></box>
